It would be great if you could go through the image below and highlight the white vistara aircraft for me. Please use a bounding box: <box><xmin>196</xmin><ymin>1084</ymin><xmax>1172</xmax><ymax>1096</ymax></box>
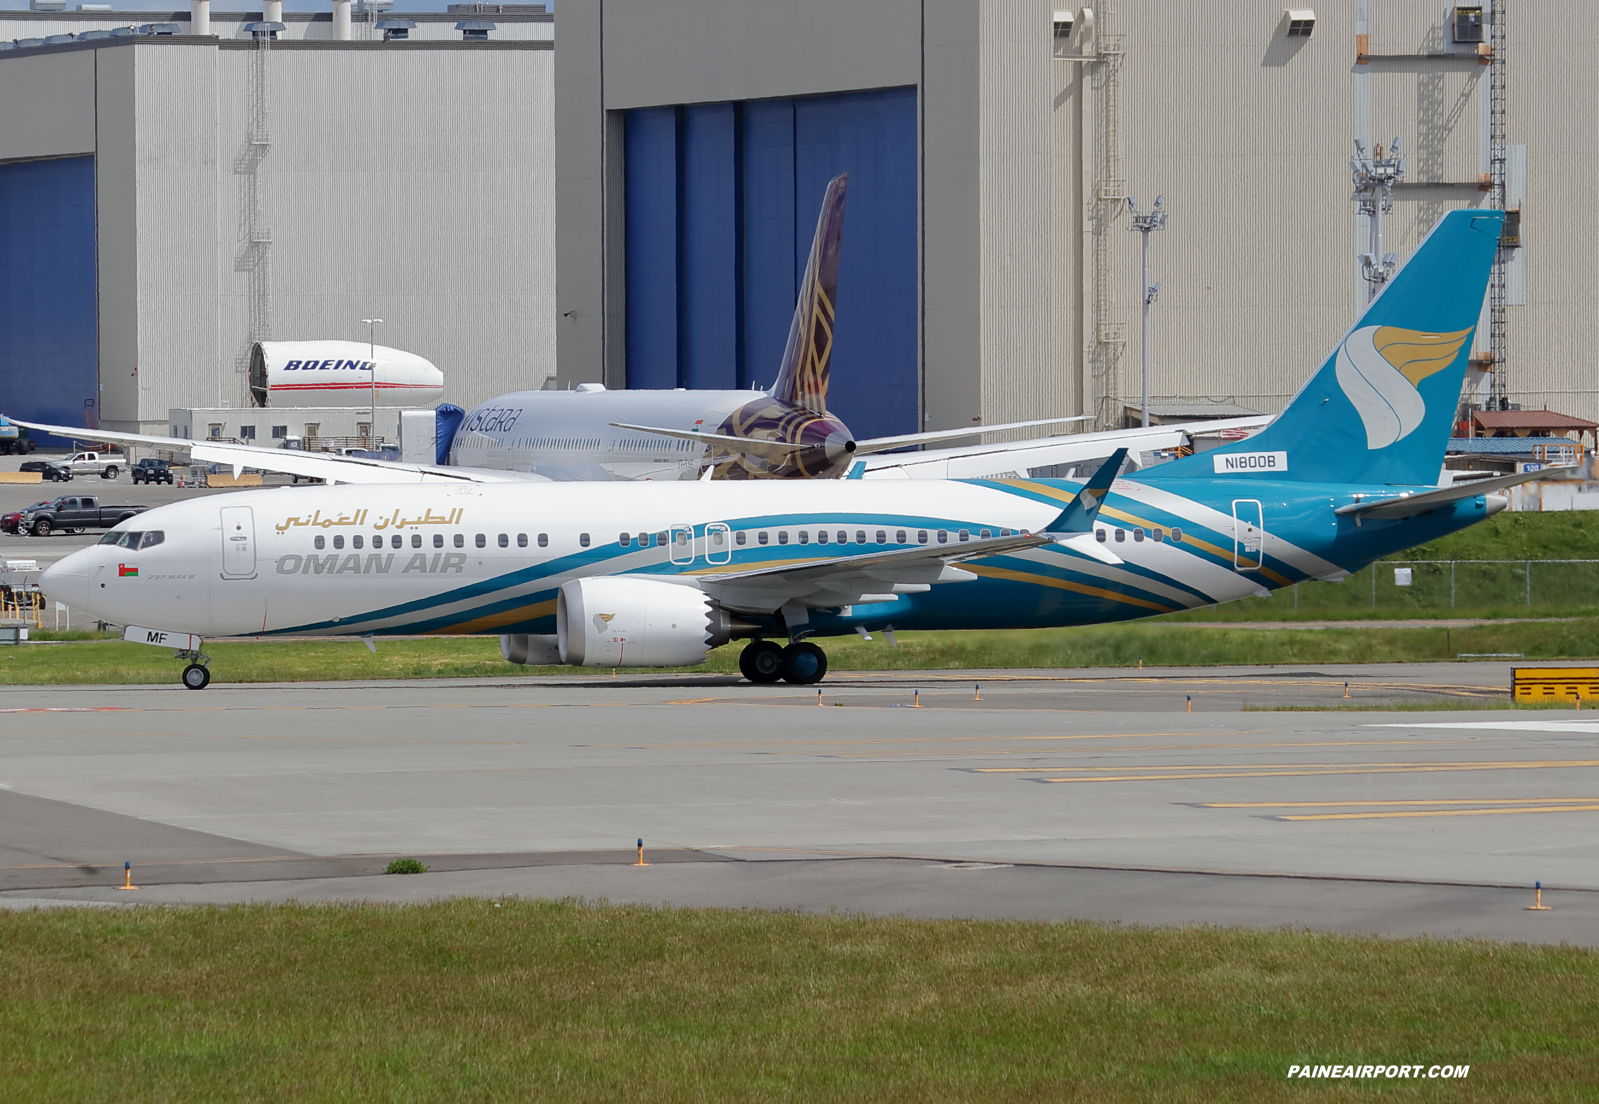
<box><xmin>10</xmin><ymin>175</ymin><xmax>1264</xmax><ymax>487</ymax></box>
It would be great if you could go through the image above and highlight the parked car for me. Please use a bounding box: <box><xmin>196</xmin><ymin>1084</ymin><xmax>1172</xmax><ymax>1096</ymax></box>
<box><xmin>130</xmin><ymin>458</ymin><xmax>174</xmax><ymax>485</ymax></box>
<box><xmin>0</xmin><ymin>419</ymin><xmax>35</xmax><ymax>455</ymax></box>
<box><xmin>1</xmin><ymin>501</ymin><xmax>51</xmax><ymax>535</ymax></box>
<box><xmin>65</xmin><ymin>451</ymin><xmax>121</xmax><ymax>479</ymax></box>
<box><xmin>20</xmin><ymin>461</ymin><xmax>72</xmax><ymax>482</ymax></box>
<box><xmin>19</xmin><ymin>495</ymin><xmax>148</xmax><ymax>537</ymax></box>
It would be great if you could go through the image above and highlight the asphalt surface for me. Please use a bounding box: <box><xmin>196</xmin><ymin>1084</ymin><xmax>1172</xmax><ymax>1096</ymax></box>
<box><xmin>1</xmin><ymin>666</ymin><xmax>1595</xmax><ymax>944</ymax></box>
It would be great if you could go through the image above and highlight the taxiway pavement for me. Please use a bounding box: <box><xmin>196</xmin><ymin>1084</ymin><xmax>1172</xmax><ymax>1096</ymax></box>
<box><xmin>0</xmin><ymin>666</ymin><xmax>1594</xmax><ymax>944</ymax></box>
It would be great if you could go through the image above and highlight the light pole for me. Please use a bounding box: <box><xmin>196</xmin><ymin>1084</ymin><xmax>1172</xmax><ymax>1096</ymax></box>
<box><xmin>360</xmin><ymin>317</ymin><xmax>382</xmax><ymax>444</ymax></box>
<box><xmin>1351</xmin><ymin>137</ymin><xmax>1405</xmax><ymax>301</ymax></box>
<box><xmin>1127</xmin><ymin>195</ymin><xmax>1167</xmax><ymax>428</ymax></box>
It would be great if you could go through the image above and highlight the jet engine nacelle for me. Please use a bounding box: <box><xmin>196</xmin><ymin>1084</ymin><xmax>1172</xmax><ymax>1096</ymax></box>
<box><xmin>250</xmin><ymin>341</ymin><xmax>444</xmax><ymax>408</ymax></box>
<box><xmin>556</xmin><ymin>577</ymin><xmax>738</xmax><ymax>667</ymax></box>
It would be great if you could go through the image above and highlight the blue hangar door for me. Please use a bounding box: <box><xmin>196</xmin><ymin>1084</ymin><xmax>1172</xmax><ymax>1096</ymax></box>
<box><xmin>624</xmin><ymin>87</ymin><xmax>918</xmax><ymax>442</ymax></box>
<box><xmin>0</xmin><ymin>156</ymin><xmax>98</xmax><ymax>442</ymax></box>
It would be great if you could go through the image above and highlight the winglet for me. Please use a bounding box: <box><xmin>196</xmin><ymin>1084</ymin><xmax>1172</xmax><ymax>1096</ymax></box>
<box><xmin>844</xmin><ymin>460</ymin><xmax>867</xmax><ymax>480</ymax></box>
<box><xmin>1046</xmin><ymin>449</ymin><xmax>1126</xmax><ymax>534</ymax></box>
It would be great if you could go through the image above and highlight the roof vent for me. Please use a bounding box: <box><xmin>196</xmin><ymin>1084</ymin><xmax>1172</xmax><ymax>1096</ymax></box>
<box><xmin>376</xmin><ymin>17</ymin><xmax>413</xmax><ymax>39</ymax></box>
<box><xmin>78</xmin><ymin>28</ymin><xmax>113</xmax><ymax>38</ymax></box>
<box><xmin>110</xmin><ymin>26</ymin><xmax>137</xmax><ymax>36</ymax></box>
<box><xmin>353</xmin><ymin>0</ymin><xmax>393</xmax><ymax>12</ymax></box>
<box><xmin>15</xmin><ymin>37</ymin><xmax>46</xmax><ymax>47</ymax></box>
<box><xmin>1285</xmin><ymin>8</ymin><xmax>1315</xmax><ymax>37</ymax></box>
<box><xmin>242</xmin><ymin>20</ymin><xmax>283</xmax><ymax>38</ymax></box>
<box><xmin>28</xmin><ymin>0</ymin><xmax>66</xmax><ymax>10</ymax></box>
<box><xmin>140</xmin><ymin>22</ymin><xmax>181</xmax><ymax>35</ymax></box>
<box><xmin>44</xmin><ymin>33</ymin><xmax>75</xmax><ymax>44</ymax></box>
<box><xmin>456</xmin><ymin>19</ymin><xmax>495</xmax><ymax>39</ymax></box>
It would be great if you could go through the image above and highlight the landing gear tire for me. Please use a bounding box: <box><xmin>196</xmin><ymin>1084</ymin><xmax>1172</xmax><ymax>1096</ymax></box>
<box><xmin>780</xmin><ymin>641</ymin><xmax>828</xmax><ymax>685</ymax></box>
<box><xmin>739</xmin><ymin>640</ymin><xmax>785</xmax><ymax>684</ymax></box>
<box><xmin>181</xmin><ymin>664</ymin><xmax>211</xmax><ymax>690</ymax></box>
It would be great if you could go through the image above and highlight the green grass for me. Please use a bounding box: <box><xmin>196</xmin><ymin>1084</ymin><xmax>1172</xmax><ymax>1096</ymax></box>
<box><xmin>0</xmin><ymin>900</ymin><xmax>1593</xmax><ymax>1102</ymax></box>
<box><xmin>1396</xmin><ymin>509</ymin><xmax>1599</xmax><ymax>561</ymax></box>
<box><xmin>3</xmin><ymin>618</ymin><xmax>1599</xmax><ymax>685</ymax></box>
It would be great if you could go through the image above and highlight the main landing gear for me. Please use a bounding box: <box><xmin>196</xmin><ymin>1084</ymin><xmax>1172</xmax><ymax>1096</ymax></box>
<box><xmin>176</xmin><ymin>647</ymin><xmax>212</xmax><ymax>690</ymax></box>
<box><xmin>738</xmin><ymin>639</ymin><xmax>828</xmax><ymax>685</ymax></box>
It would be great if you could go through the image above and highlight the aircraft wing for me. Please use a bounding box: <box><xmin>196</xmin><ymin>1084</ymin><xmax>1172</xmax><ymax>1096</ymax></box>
<box><xmin>861</xmin><ymin>417</ymin><xmax>1271</xmax><ymax>479</ymax></box>
<box><xmin>5</xmin><ymin>419</ymin><xmax>529</xmax><ymax>485</ymax></box>
<box><xmin>1334</xmin><ymin>465</ymin><xmax>1579</xmax><ymax>520</ymax></box>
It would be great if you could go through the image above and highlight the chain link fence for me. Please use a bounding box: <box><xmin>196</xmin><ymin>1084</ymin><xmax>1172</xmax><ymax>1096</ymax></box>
<box><xmin>1231</xmin><ymin>560</ymin><xmax>1599</xmax><ymax>615</ymax></box>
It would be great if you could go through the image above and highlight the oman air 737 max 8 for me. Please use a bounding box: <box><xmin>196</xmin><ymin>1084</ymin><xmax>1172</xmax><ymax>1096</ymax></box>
<box><xmin>42</xmin><ymin>209</ymin><xmax>1562</xmax><ymax>688</ymax></box>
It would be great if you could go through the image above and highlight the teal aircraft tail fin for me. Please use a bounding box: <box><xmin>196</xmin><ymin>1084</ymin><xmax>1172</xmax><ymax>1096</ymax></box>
<box><xmin>1158</xmin><ymin>208</ymin><xmax>1503</xmax><ymax>486</ymax></box>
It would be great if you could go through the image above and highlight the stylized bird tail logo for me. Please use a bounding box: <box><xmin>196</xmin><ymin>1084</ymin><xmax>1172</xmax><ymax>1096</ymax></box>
<box><xmin>1334</xmin><ymin>325</ymin><xmax>1472</xmax><ymax>450</ymax></box>
<box><xmin>593</xmin><ymin>612</ymin><xmax>616</xmax><ymax>634</ymax></box>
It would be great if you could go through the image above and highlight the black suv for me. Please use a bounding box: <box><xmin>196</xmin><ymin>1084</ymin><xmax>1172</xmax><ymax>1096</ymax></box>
<box><xmin>131</xmin><ymin>458</ymin><xmax>174</xmax><ymax>485</ymax></box>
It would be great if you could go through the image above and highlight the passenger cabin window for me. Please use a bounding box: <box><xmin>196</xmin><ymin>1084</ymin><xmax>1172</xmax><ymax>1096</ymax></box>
<box><xmin>798</xmin><ymin>531</ymin><xmax>809</xmax><ymax>545</ymax></box>
<box><xmin>498</xmin><ymin>533</ymin><xmax>509</xmax><ymax>548</ymax></box>
<box><xmin>1153</xmin><ymin>528</ymin><xmax>1164</xmax><ymax>542</ymax></box>
<box><xmin>315</xmin><ymin>535</ymin><xmax>326</xmax><ymax>550</ymax></box>
<box><xmin>353</xmin><ymin>536</ymin><xmax>364</xmax><ymax>550</ymax></box>
<box><xmin>1095</xmin><ymin>529</ymin><xmax>1106</xmax><ymax>543</ymax></box>
<box><xmin>1114</xmin><ymin>529</ymin><xmax>1126</xmax><ymax>542</ymax></box>
<box><xmin>758</xmin><ymin>532</ymin><xmax>770</xmax><ymax>546</ymax></box>
<box><xmin>958</xmin><ymin>530</ymin><xmax>969</xmax><ymax>542</ymax></box>
<box><xmin>938</xmin><ymin>530</ymin><xmax>948</xmax><ymax>544</ymax></box>
<box><xmin>837</xmin><ymin>530</ymin><xmax>847</xmax><ymax>544</ymax></box>
<box><xmin>1133</xmin><ymin>528</ymin><xmax>1145</xmax><ymax>543</ymax></box>
<box><xmin>454</xmin><ymin>534</ymin><xmax>465</xmax><ymax>548</ymax></box>
<box><xmin>434</xmin><ymin>534</ymin><xmax>444</xmax><ymax>548</ymax></box>
<box><xmin>777</xmin><ymin>531</ymin><xmax>789</xmax><ymax>545</ymax></box>
<box><xmin>580</xmin><ymin>533</ymin><xmax>591</xmax><ymax>548</ymax></box>
<box><xmin>896</xmin><ymin>530</ymin><xmax>907</xmax><ymax>544</ymax></box>
<box><xmin>538</xmin><ymin>533</ymin><xmax>549</xmax><ymax>547</ymax></box>
<box><xmin>619</xmin><ymin>533</ymin><xmax>631</xmax><ymax>547</ymax></box>
<box><xmin>333</xmin><ymin>535</ymin><xmax>345</xmax><ymax>550</ymax></box>
<box><xmin>639</xmin><ymin>532</ymin><xmax>651</xmax><ymax>547</ymax></box>
<box><xmin>876</xmin><ymin>530</ymin><xmax>887</xmax><ymax>544</ymax></box>
<box><xmin>980</xmin><ymin>529</ymin><xmax>991</xmax><ymax>539</ymax></box>
<box><xmin>918</xmin><ymin>530</ymin><xmax>928</xmax><ymax>544</ymax></box>
<box><xmin>1172</xmin><ymin>527</ymin><xmax>1183</xmax><ymax>542</ymax></box>
<box><xmin>856</xmin><ymin>530</ymin><xmax>866</xmax><ymax>544</ymax></box>
<box><xmin>475</xmin><ymin>534</ymin><xmax>486</xmax><ymax>548</ymax></box>
<box><xmin>817</xmin><ymin>530</ymin><xmax>828</xmax><ymax>544</ymax></box>
<box><xmin>735</xmin><ymin>532</ymin><xmax>746</xmax><ymax>546</ymax></box>
<box><xmin>412</xmin><ymin>534</ymin><xmax>423</xmax><ymax>548</ymax></box>
<box><xmin>517</xmin><ymin>534</ymin><xmax>528</xmax><ymax>548</ymax></box>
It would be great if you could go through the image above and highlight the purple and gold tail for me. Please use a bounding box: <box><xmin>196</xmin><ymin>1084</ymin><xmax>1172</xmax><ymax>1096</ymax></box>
<box><xmin>771</xmin><ymin>174</ymin><xmax>846</xmax><ymax>415</ymax></box>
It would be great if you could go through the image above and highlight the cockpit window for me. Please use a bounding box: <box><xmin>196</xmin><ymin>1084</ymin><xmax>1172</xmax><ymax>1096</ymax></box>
<box><xmin>139</xmin><ymin>531</ymin><xmax>164</xmax><ymax>549</ymax></box>
<box><xmin>97</xmin><ymin>531</ymin><xmax>121</xmax><ymax>545</ymax></box>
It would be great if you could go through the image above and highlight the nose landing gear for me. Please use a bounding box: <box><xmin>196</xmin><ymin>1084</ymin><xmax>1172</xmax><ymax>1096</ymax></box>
<box><xmin>738</xmin><ymin>639</ymin><xmax>828</xmax><ymax>685</ymax></box>
<box><xmin>175</xmin><ymin>647</ymin><xmax>212</xmax><ymax>690</ymax></box>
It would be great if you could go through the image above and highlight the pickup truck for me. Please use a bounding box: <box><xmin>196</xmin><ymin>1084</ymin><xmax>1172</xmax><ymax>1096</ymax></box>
<box><xmin>130</xmin><ymin>458</ymin><xmax>174</xmax><ymax>485</ymax></box>
<box><xmin>20</xmin><ymin>495</ymin><xmax>148</xmax><ymax>537</ymax></box>
<box><xmin>0</xmin><ymin>418</ymin><xmax>34</xmax><ymax>455</ymax></box>
<box><xmin>65</xmin><ymin>451</ymin><xmax>122</xmax><ymax>479</ymax></box>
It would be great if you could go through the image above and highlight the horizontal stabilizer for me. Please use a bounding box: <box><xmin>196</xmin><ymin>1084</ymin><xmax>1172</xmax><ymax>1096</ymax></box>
<box><xmin>1334</xmin><ymin>465</ymin><xmax>1577</xmax><ymax>519</ymax></box>
<box><xmin>853</xmin><ymin>415</ymin><xmax>1094</xmax><ymax>456</ymax></box>
<box><xmin>607</xmin><ymin>422</ymin><xmax>811</xmax><ymax>459</ymax></box>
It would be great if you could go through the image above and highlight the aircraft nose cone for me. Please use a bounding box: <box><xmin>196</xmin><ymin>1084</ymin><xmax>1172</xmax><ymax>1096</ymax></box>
<box><xmin>39</xmin><ymin>553</ymin><xmax>89</xmax><ymax>613</ymax></box>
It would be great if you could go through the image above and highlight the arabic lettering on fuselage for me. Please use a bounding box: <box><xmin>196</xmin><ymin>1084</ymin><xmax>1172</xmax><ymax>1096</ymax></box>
<box><xmin>274</xmin><ymin>507</ymin><xmax>463</xmax><ymax>533</ymax></box>
<box><xmin>281</xmin><ymin>359</ymin><xmax>377</xmax><ymax>372</ymax></box>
